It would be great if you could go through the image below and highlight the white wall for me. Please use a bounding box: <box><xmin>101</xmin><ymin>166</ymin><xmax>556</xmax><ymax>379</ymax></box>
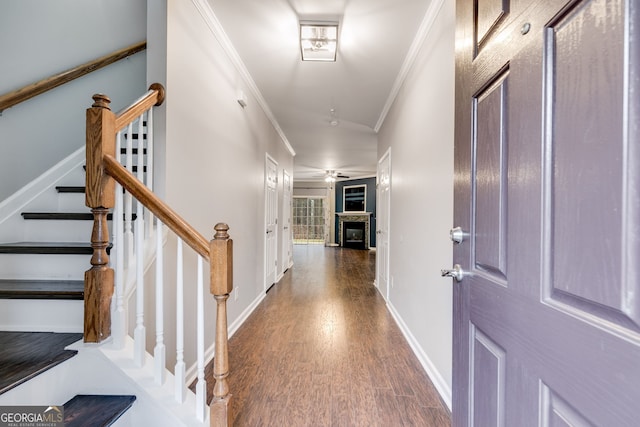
<box><xmin>148</xmin><ymin>0</ymin><xmax>294</xmax><ymax>370</ymax></box>
<box><xmin>0</xmin><ymin>0</ymin><xmax>147</xmax><ymax>201</ymax></box>
<box><xmin>377</xmin><ymin>0</ymin><xmax>455</xmax><ymax>406</ymax></box>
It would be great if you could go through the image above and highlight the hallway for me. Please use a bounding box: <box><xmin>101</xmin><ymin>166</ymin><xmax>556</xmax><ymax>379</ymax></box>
<box><xmin>211</xmin><ymin>245</ymin><xmax>451</xmax><ymax>426</ymax></box>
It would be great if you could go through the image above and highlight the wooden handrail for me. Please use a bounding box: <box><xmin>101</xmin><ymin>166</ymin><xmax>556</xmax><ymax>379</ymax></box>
<box><xmin>115</xmin><ymin>83</ymin><xmax>165</xmax><ymax>131</ymax></box>
<box><xmin>102</xmin><ymin>154</ymin><xmax>210</xmax><ymax>259</ymax></box>
<box><xmin>85</xmin><ymin>85</ymin><xmax>232</xmax><ymax>426</ymax></box>
<box><xmin>0</xmin><ymin>41</ymin><xmax>146</xmax><ymax>113</ymax></box>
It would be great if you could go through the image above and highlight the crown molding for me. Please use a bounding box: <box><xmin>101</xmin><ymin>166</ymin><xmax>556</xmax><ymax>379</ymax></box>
<box><xmin>374</xmin><ymin>0</ymin><xmax>446</xmax><ymax>133</ymax></box>
<box><xmin>190</xmin><ymin>0</ymin><xmax>296</xmax><ymax>156</ymax></box>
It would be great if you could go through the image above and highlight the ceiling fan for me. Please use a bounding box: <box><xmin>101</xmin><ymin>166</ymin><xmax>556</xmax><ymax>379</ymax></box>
<box><xmin>322</xmin><ymin>170</ymin><xmax>349</xmax><ymax>182</ymax></box>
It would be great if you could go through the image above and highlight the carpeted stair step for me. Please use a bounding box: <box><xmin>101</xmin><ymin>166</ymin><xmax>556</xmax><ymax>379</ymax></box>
<box><xmin>0</xmin><ymin>331</ymin><xmax>82</xmax><ymax>395</ymax></box>
<box><xmin>0</xmin><ymin>279</ymin><xmax>83</xmax><ymax>300</ymax></box>
<box><xmin>0</xmin><ymin>242</ymin><xmax>112</xmax><ymax>255</ymax></box>
<box><xmin>63</xmin><ymin>395</ymin><xmax>136</xmax><ymax>427</ymax></box>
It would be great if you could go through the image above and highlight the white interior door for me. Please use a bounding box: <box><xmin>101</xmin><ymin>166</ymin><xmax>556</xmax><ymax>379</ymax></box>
<box><xmin>265</xmin><ymin>155</ymin><xmax>278</xmax><ymax>290</ymax></box>
<box><xmin>281</xmin><ymin>169</ymin><xmax>292</xmax><ymax>272</ymax></box>
<box><xmin>376</xmin><ymin>149</ymin><xmax>391</xmax><ymax>300</ymax></box>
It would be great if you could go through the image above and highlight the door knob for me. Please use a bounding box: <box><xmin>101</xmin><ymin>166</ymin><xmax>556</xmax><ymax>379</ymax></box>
<box><xmin>441</xmin><ymin>264</ymin><xmax>466</xmax><ymax>282</ymax></box>
<box><xmin>449</xmin><ymin>226</ymin><xmax>467</xmax><ymax>244</ymax></box>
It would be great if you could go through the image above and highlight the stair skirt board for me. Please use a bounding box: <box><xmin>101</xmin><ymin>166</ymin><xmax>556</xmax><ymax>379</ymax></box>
<box><xmin>0</xmin><ymin>146</ymin><xmax>86</xmax><ymax>240</ymax></box>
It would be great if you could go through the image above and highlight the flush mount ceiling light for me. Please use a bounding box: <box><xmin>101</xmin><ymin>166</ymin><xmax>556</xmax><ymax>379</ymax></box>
<box><xmin>300</xmin><ymin>21</ymin><xmax>338</xmax><ymax>62</ymax></box>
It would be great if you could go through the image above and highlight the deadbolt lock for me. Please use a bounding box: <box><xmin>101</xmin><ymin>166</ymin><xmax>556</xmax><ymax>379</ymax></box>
<box><xmin>449</xmin><ymin>226</ymin><xmax>467</xmax><ymax>244</ymax></box>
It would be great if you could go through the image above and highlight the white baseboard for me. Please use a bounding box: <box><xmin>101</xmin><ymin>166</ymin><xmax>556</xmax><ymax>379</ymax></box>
<box><xmin>228</xmin><ymin>291</ymin><xmax>266</xmax><ymax>338</ymax></box>
<box><xmin>185</xmin><ymin>290</ymin><xmax>266</xmax><ymax>385</ymax></box>
<box><xmin>387</xmin><ymin>301</ymin><xmax>452</xmax><ymax>411</ymax></box>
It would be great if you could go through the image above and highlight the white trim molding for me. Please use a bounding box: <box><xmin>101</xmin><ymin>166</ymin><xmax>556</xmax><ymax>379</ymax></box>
<box><xmin>0</xmin><ymin>146</ymin><xmax>85</xmax><ymax>223</ymax></box>
<box><xmin>190</xmin><ymin>0</ymin><xmax>296</xmax><ymax>157</ymax></box>
<box><xmin>374</xmin><ymin>0</ymin><xmax>447</xmax><ymax>132</ymax></box>
<box><xmin>387</xmin><ymin>301</ymin><xmax>452</xmax><ymax>411</ymax></box>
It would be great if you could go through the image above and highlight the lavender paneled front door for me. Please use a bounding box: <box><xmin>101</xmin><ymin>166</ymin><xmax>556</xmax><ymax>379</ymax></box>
<box><xmin>451</xmin><ymin>0</ymin><xmax>640</xmax><ymax>425</ymax></box>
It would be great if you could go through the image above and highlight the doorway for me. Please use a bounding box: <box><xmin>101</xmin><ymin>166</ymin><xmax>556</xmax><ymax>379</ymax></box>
<box><xmin>293</xmin><ymin>197</ymin><xmax>326</xmax><ymax>245</ymax></box>
<box><xmin>264</xmin><ymin>154</ymin><xmax>278</xmax><ymax>290</ymax></box>
<box><xmin>281</xmin><ymin>170</ymin><xmax>293</xmax><ymax>272</ymax></box>
<box><xmin>376</xmin><ymin>148</ymin><xmax>391</xmax><ymax>300</ymax></box>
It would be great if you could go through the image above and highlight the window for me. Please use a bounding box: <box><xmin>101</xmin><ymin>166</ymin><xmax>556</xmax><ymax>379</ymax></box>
<box><xmin>343</xmin><ymin>185</ymin><xmax>366</xmax><ymax>212</ymax></box>
<box><xmin>293</xmin><ymin>197</ymin><xmax>326</xmax><ymax>244</ymax></box>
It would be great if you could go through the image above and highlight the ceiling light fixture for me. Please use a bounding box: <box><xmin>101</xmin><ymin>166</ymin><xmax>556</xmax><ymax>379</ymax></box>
<box><xmin>324</xmin><ymin>170</ymin><xmax>337</xmax><ymax>182</ymax></box>
<box><xmin>300</xmin><ymin>21</ymin><xmax>338</xmax><ymax>62</ymax></box>
<box><xmin>329</xmin><ymin>108</ymin><xmax>339</xmax><ymax>126</ymax></box>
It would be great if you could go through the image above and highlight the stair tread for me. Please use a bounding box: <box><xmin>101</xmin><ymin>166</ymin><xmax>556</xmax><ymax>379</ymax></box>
<box><xmin>22</xmin><ymin>212</ymin><xmax>94</xmax><ymax>221</ymax></box>
<box><xmin>0</xmin><ymin>279</ymin><xmax>83</xmax><ymax>300</ymax></box>
<box><xmin>21</xmin><ymin>212</ymin><xmax>136</xmax><ymax>221</ymax></box>
<box><xmin>0</xmin><ymin>242</ymin><xmax>112</xmax><ymax>255</ymax></box>
<box><xmin>0</xmin><ymin>331</ymin><xmax>82</xmax><ymax>395</ymax></box>
<box><xmin>64</xmin><ymin>394</ymin><xmax>136</xmax><ymax>427</ymax></box>
<box><xmin>55</xmin><ymin>186</ymin><xmax>85</xmax><ymax>193</ymax></box>
<box><xmin>119</xmin><ymin>147</ymin><xmax>147</xmax><ymax>153</ymax></box>
<box><xmin>83</xmin><ymin>165</ymin><xmax>147</xmax><ymax>172</ymax></box>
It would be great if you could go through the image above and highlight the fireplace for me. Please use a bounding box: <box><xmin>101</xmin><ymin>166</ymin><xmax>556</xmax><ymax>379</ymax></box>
<box><xmin>337</xmin><ymin>212</ymin><xmax>371</xmax><ymax>249</ymax></box>
<box><xmin>343</xmin><ymin>222</ymin><xmax>366</xmax><ymax>249</ymax></box>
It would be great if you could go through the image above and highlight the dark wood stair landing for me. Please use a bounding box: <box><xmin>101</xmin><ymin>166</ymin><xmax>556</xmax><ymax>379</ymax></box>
<box><xmin>0</xmin><ymin>331</ymin><xmax>82</xmax><ymax>395</ymax></box>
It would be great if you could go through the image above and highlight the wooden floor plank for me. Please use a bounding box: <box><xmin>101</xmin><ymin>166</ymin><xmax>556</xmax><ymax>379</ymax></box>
<box><xmin>196</xmin><ymin>245</ymin><xmax>451</xmax><ymax>426</ymax></box>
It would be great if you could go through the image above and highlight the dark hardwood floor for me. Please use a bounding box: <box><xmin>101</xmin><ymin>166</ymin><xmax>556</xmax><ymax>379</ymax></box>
<box><xmin>199</xmin><ymin>245</ymin><xmax>451</xmax><ymax>426</ymax></box>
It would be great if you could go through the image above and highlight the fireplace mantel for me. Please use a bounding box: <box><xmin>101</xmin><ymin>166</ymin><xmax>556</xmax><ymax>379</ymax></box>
<box><xmin>337</xmin><ymin>212</ymin><xmax>372</xmax><ymax>248</ymax></box>
<box><xmin>337</xmin><ymin>212</ymin><xmax>372</xmax><ymax>217</ymax></box>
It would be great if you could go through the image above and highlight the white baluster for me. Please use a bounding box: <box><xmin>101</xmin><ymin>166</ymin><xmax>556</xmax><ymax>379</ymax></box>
<box><xmin>113</xmin><ymin>132</ymin><xmax>126</xmax><ymax>349</ymax></box>
<box><xmin>133</xmin><ymin>150</ymin><xmax>146</xmax><ymax>367</ymax></box>
<box><xmin>146</xmin><ymin>110</ymin><xmax>155</xmax><ymax>238</ymax></box>
<box><xmin>195</xmin><ymin>256</ymin><xmax>207</xmax><ymax>422</ymax></box>
<box><xmin>175</xmin><ymin>238</ymin><xmax>186</xmax><ymax>403</ymax></box>
<box><xmin>154</xmin><ymin>220</ymin><xmax>166</xmax><ymax>384</ymax></box>
<box><xmin>124</xmin><ymin>123</ymin><xmax>134</xmax><ymax>264</ymax></box>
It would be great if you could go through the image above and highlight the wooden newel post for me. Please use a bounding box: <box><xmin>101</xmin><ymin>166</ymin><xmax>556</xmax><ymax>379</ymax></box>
<box><xmin>84</xmin><ymin>94</ymin><xmax>116</xmax><ymax>343</ymax></box>
<box><xmin>209</xmin><ymin>223</ymin><xmax>233</xmax><ymax>427</ymax></box>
